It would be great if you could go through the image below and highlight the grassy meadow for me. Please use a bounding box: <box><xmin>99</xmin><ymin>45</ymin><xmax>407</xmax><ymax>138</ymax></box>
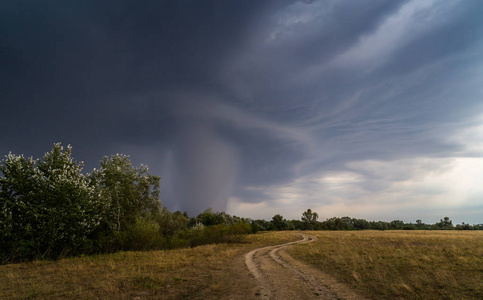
<box><xmin>1</xmin><ymin>230</ymin><xmax>482</xmax><ymax>299</ymax></box>
<box><xmin>288</xmin><ymin>230</ymin><xmax>483</xmax><ymax>299</ymax></box>
<box><xmin>0</xmin><ymin>232</ymin><xmax>298</xmax><ymax>299</ymax></box>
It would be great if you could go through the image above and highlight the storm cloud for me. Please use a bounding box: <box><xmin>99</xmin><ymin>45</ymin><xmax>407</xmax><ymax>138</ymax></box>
<box><xmin>2</xmin><ymin>0</ymin><xmax>483</xmax><ymax>223</ymax></box>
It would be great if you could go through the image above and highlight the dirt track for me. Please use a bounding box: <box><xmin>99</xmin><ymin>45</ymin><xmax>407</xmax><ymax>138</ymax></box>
<box><xmin>244</xmin><ymin>233</ymin><xmax>364</xmax><ymax>300</ymax></box>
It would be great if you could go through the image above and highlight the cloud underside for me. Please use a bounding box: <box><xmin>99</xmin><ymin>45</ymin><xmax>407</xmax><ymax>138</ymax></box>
<box><xmin>1</xmin><ymin>0</ymin><xmax>483</xmax><ymax>223</ymax></box>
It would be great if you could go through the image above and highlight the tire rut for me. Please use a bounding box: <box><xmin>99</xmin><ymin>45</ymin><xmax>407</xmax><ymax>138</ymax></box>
<box><xmin>244</xmin><ymin>233</ymin><xmax>364</xmax><ymax>300</ymax></box>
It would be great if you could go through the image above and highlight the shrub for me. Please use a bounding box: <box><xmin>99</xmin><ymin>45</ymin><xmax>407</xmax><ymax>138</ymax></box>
<box><xmin>124</xmin><ymin>217</ymin><xmax>163</xmax><ymax>251</ymax></box>
<box><xmin>173</xmin><ymin>222</ymin><xmax>251</xmax><ymax>248</ymax></box>
<box><xmin>227</xmin><ymin>222</ymin><xmax>251</xmax><ymax>243</ymax></box>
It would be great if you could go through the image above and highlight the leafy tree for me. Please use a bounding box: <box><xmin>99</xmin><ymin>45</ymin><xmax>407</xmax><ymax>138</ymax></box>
<box><xmin>91</xmin><ymin>154</ymin><xmax>161</xmax><ymax>234</ymax></box>
<box><xmin>158</xmin><ymin>208</ymin><xmax>189</xmax><ymax>236</ymax></box>
<box><xmin>351</xmin><ymin>218</ymin><xmax>371</xmax><ymax>230</ymax></box>
<box><xmin>0</xmin><ymin>153</ymin><xmax>39</xmax><ymax>262</ymax></box>
<box><xmin>0</xmin><ymin>143</ymin><xmax>101</xmax><ymax>261</ymax></box>
<box><xmin>415</xmin><ymin>219</ymin><xmax>423</xmax><ymax>229</ymax></box>
<box><xmin>323</xmin><ymin>217</ymin><xmax>351</xmax><ymax>230</ymax></box>
<box><xmin>435</xmin><ymin>217</ymin><xmax>453</xmax><ymax>229</ymax></box>
<box><xmin>192</xmin><ymin>208</ymin><xmax>242</xmax><ymax>227</ymax></box>
<box><xmin>252</xmin><ymin>219</ymin><xmax>271</xmax><ymax>231</ymax></box>
<box><xmin>301</xmin><ymin>209</ymin><xmax>319</xmax><ymax>230</ymax></box>
<box><xmin>461</xmin><ymin>222</ymin><xmax>471</xmax><ymax>230</ymax></box>
<box><xmin>291</xmin><ymin>219</ymin><xmax>304</xmax><ymax>230</ymax></box>
<box><xmin>1</xmin><ymin>143</ymin><xmax>261</xmax><ymax>263</ymax></box>
<box><xmin>271</xmin><ymin>214</ymin><xmax>288</xmax><ymax>230</ymax></box>
<box><xmin>390</xmin><ymin>220</ymin><xmax>404</xmax><ymax>230</ymax></box>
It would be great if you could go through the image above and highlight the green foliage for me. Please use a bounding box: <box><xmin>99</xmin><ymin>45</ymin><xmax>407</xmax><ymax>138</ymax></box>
<box><xmin>435</xmin><ymin>216</ymin><xmax>454</xmax><ymax>229</ymax></box>
<box><xmin>0</xmin><ymin>144</ymin><xmax>167</xmax><ymax>263</ymax></box>
<box><xmin>157</xmin><ymin>208</ymin><xmax>189</xmax><ymax>237</ymax></box>
<box><xmin>250</xmin><ymin>222</ymin><xmax>261</xmax><ymax>233</ymax></box>
<box><xmin>390</xmin><ymin>220</ymin><xmax>405</xmax><ymax>229</ymax></box>
<box><xmin>192</xmin><ymin>208</ymin><xmax>239</xmax><ymax>227</ymax></box>
<box><xmin>260</xmin><ymin>215</ymin><xmax>480</xmax><ymax>232</ymax></box>
<box><xmin>301</xmin><ymin>209</ymin><xmax>318</xmax><ymax>230</ymax></box>
<box><xmin>91</xmin><ymin>154</ymin><xmax>161</xmax><ymax>234</ymax></box>
<box><xmin>271</xmin><ymin>214</ymin><xmax>289</xmax><ymax>230</ymax></box>
<box><xmin>175</xmin><ymin>222</ymin><xmax>251</xmax><ymax>248</ymax></box>
<box><xmin>124</xmin><ymin>217</ymin><xmax>163</xmax><ymax>251</ymax></box>
<box><xmin>0</xmin><ymin>143</ymin><xmax>101</xmax><ymax>262</ymax></box>
<box><xmin>0</xmin><ymin>143</ymin><xmax>256</xmax><ymax>263</ymax></box>
<box><xmin>251</xmin><ymin>219</ymin><xmax>271</xmax><ymax>231</ymax></box>
<box><xmin>323</xmin><ymin>217</ymin><xmax>351</xmax><ymax>230</ymax></box>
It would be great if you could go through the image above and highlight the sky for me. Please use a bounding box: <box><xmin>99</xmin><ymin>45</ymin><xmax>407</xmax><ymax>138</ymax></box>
<box><xmin>1</xmin><ymin>0</ymin><xmax>483</xmax><ymax>224</ymax></box>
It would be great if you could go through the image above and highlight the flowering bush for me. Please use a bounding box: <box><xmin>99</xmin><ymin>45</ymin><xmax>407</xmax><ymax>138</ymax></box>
<box><xmin>0</xmin><ymin>143</ymin><xmax>101</xmax><ymax>262</ymax></box>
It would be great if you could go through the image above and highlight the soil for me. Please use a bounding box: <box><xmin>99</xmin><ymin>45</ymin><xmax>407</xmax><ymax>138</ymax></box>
<box><xmin>226</xmin><ymin>233</ymin><xmax>365</xmax><ymax>300</ymax></box>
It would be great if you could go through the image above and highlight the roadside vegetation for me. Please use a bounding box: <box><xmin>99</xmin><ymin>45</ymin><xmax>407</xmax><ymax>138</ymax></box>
<box><xmin>288</xmin><ymin>230</ymin><xmax>483</xmax><ymax>299</ymax></box>
<box><xmin>0</xmin><ymin>232</ymin><xmax>298</xmax><ymax>299</ymax></box>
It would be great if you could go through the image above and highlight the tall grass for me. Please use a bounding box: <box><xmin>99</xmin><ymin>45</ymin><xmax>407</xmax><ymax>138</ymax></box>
<box><xmin>288</xmin><ymin>230</ymin><xmax>483</xmax><ymax>299</ymax></box>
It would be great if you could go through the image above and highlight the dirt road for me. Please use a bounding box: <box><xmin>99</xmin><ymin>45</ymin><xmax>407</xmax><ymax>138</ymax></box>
<box><xmin>244</xmin><ymin>233</ymin><xmax>364</xmax><ymax>300</ymax></box>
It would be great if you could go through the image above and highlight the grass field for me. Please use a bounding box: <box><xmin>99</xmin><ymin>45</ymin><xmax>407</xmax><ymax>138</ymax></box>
<box><xmin>288</xmin><ymin>230</ymin><xmax>483</xmax><ymax>299</ymax></box>
<box><xmin>1</xmin><ymin>230</ymin><xmax>482</xmax><ymax>299</ymax></box>
<box><xmin>0</xmin><ymin>232</ymin><xmax>298</xmax><ymax>299</ymax></box>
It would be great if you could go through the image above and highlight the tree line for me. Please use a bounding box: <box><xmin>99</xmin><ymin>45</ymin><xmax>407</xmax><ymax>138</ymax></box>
<box><xmin>1</xmin><ymin>144</ymin><xmax>481</xmax><ymax>264</ymax></box>
<box><xmin>0</xmin><ymin>144</ymin><xmax>252</xmax><ymax>264</ymax></box>
<box><xmin>253</xmin><ymin>213</ymin><xmax>483</xmax><ymax>231</ymax></box>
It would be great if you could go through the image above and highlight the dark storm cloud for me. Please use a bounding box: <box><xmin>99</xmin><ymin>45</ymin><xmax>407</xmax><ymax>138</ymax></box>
<box><xmin>2</xmin><ymin>0</ymin><xmax>483</xmax><ymax>222</ymax></box>
<box><xmin>1</xmin><ymin>0</ymin><xmax>267</xmax><ymax>165</ymax></box>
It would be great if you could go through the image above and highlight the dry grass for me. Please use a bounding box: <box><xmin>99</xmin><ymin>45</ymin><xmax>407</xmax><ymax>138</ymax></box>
<box><xmin>0</xmin><ymin>231</ymin><xmax>299</xmax><ymax>299</ymax></box>
<box><xmin>287</xmin><ymin>230</ymin><xmax>483</xmax><ymax>299</ymax></box>
<box><xmin>3</xmin><ymin>230</ymin><xmax>481</xmax><ymax>299</ymax></box>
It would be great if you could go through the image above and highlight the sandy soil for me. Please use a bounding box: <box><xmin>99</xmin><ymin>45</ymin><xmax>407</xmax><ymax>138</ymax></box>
<box><xmin>235</xmin><ymin>233</ymin><xmax>365</xmax><ymax>300</ymax></box>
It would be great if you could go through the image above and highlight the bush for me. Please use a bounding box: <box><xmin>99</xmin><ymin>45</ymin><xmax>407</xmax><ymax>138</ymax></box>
<box><xmin>227</xmin><ymin>222</ymin><xmax>251</xmax><ymax>243</ymax></box>
<box><xmin>173</xmin><ymin>222</ymin><xmax>251</xmax><ymax>248</ymax></box>
<box><xmin>124</xmin><ymin>217</ymin><xmax>163</xmax><ymax>251</ymax></box>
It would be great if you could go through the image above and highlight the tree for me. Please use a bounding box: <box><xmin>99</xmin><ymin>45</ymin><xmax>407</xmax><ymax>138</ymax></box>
<box><xmin>0</xmin><ymin>143</ymin><xmax>102</xmax><ymax>261</ymax></box>
<box><xmin>91</xmin><ymin>154</ymin><xmax>161</xmax><ymax>233</ymax></box>
<box><xmin>158</xmin><ymin>208</ymin><xmax>189</xmax><ymax>236</ymax></box>
<box><xmin>415</xmin><ymin>219</ymin><xmax>426</xmax><ymax>229</ymax></box>
<box><xmin>0</xmin><ymin>152</ymin><xmax>38</xmax><ymax>262</ymax></box>
<box><xmin>390</xmin><ymin>220</ymin><xmax>404</xmax><ymax>230</ymax></box>
<box><xmin>194</xmin><ymin>208</ymin><xmax>235</xmax><ymax>227</ymax></box>
<box><xmin>271</xmin><ymin>214</ymin><xmax>288</xmax><ymax>230</ymax></box>
<box><xmin>436</xmin><ymin>217</ymin><xmax>453</xmax><ymax>229</ymax></box>
<box><xmin>301</xmin><ymin>209</ymin><xmax>319</xmax><ymax>230</ymax></box>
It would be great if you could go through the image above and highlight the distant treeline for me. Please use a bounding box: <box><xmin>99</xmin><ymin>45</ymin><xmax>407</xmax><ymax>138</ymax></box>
<box><xmin>1</xmin><ymin>144</ymin><xmax>481</xmax><ymax>264</ymax></box>
<box><xmin>252</xmin><ymin>213</ymin><xmax>483</xmax><ymax>231</ymax></box>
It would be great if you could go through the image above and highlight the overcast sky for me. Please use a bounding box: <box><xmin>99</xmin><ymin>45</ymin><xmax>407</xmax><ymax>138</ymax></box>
<box><xmin>2</xmin><ymin>0</ymin><xmax>483</xmax><ymax>224</ymax></box>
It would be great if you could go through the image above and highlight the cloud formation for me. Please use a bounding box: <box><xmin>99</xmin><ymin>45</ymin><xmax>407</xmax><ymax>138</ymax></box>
<box><xmin>1</xmin><ymin>0</ymin><xmax>483</xmax><ymax>224</ymax></box>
